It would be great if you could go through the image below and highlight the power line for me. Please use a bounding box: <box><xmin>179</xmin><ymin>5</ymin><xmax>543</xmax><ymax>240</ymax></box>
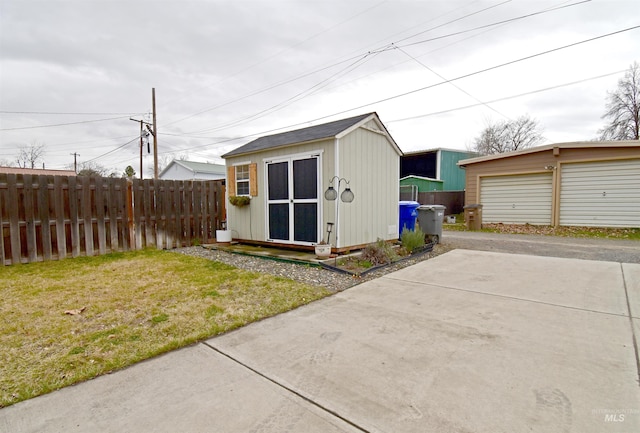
<box><xmin>0</xmin><ymin>115</ymin><xmax>133</xmax><ymax>131</ymax></box>
<box><xmin>161</xmin><ymin>1</ymin><xmax>519</xmax><ymax>130</ymax></box>
<box><xmin>386</xmin><ymin>69</ymin><xmax>628</xmax><ymax>123</ymax></box>
<box><xmin>393</xmin><ymin>0</ymin><xmax>593</xmax><ymax>50</ymax></box>
<box><xmin>302</xmin><ymin>25</ymin><xmax>640</xmax><ymax>122</ymax></box>
<box><xmin>82</xmin><ymin>136</ymin><xmax>140</xmax><ymax>164</ymax></box>
<box><xmin>394</xmin><ymin>45</ymin><xmax>510</xmax><ymax>119</ymax></box>
<box><xmin>162</xmin><ymin>0</ymin><xmax>592</xmax><ymax>136</ymax></box>
<box><xmin>0</xmin><ymin>110</ymin><xmax>145</xmax><ymax>115</ymax></box>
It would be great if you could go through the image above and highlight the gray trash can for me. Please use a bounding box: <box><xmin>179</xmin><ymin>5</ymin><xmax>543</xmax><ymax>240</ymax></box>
<box><xmin>417</xmin><ymin>205</ymin><xmax>446</xmax><ymax>244</ymax></box>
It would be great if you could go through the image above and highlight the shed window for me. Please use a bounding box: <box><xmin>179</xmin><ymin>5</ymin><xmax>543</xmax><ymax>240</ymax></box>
<box><xmin>236</xmin><ymin>164</ymin><xmax>250</xmax><ymax>196</ymax></box>
<box><xmin>227</xmin><ymin>163</ymin><xmax>257</xmax><ymax>197</ymax></box>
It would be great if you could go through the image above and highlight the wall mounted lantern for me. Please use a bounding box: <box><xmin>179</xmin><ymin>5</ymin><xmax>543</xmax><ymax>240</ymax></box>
<box><xmin>324</xmin><ymin>176</ymin><xmax>354</xmax><ymax>250</ymax></box>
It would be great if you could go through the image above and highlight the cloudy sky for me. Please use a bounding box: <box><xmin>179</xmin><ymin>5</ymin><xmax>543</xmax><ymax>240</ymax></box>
<box><xmin>1</xmin><ymin>0</ymin><xmax>638</xmax><ymax>175</ymax></box>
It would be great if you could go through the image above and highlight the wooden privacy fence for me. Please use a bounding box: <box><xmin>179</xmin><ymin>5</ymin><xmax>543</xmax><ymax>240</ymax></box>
<box><xmin>0</xmin><ymin>174</ymin><xmax>225</xmax><ymax>266</ymax></box>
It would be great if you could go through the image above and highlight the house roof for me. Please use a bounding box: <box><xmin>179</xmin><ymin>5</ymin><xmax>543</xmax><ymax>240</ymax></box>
<box><xmin>0</xmin><ymin>166</ymin><xmax>76</xmax><ymax>176</ymax></box>
<box><xmin>403</xmin><ymin>148</ymin><xmax>478</xmax><ymax>157</ymax></box>
<box><xmin>400</xmin><ymin>175</ymin><xmax>443</xmax><ymax>183</ymax></box>
<box><xmin>457</xmin><ymin>140</ymin><xmax>640</xmax><ymax>167</ymax></box>
<box><xmin>222</xmin><ymin>112</ymin><xmax>401</xmax><ymax>158</ymax></box>
<box><xmin>159</xmin><ymin>160</ymin><xmax>226</xmax><ymax>178</ymax></box>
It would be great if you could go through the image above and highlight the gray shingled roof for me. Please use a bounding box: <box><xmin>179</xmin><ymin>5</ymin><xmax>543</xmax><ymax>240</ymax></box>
<box><xmin>222</xmin><ymin>113</ymin><xmax>375</xmax><ymax>158</ymax></box>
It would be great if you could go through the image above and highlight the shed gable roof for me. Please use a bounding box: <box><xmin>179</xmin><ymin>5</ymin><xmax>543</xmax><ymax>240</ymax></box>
<box><xmin>222</xmin><ymin>112</ymin><xmax>400</xmax><ymax>158</ymax></box>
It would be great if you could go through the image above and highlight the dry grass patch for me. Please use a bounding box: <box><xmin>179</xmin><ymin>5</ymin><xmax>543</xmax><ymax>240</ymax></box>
<box><xmin>0</xmin><ymin>249</ymin><xmax>330</xmax><ymax>407</ymax></box>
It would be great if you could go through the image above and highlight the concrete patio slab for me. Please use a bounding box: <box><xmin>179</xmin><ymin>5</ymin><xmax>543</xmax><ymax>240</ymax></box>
<box><xmin>2</xmin><ymin>249</ymin><xmax>638</xmax><ymax>433</ymax></box>
<box><xmin>211</xmin><ymin>255</ymin><xmax>639</xmax><ymax>432</ymax></box>
<box><xmin>0</xmin><ymin>344</ymin><xmax>361</xmax><ymax>433</ymax></box>
<box><xmin>385</xmin><ymin>249</ymin><xmax>631</xmax><ymax>316</ymax></box>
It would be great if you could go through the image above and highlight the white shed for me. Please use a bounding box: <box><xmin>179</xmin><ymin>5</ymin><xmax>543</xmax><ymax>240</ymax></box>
<box><xmin>159</xmin><ymin>160</ymin><xmax>226</xmax><ymax>181</ymax></box>
<box><xmin>221</xmin><ymin>112</ymin><xmax>402</xmax><ymax>252</ymax></box>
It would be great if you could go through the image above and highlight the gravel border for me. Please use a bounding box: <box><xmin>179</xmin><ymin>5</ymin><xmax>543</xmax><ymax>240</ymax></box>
<box><xmin>177</xmin><ymin>244</ymin><xmax>452</xmax><ymax>293</ymax></box>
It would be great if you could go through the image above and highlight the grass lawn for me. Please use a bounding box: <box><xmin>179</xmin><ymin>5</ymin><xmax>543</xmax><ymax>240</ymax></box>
<box><xmin>0</xmin><ymin>249</ymin><xmax>331</xmax><ymax>408</ymax></box>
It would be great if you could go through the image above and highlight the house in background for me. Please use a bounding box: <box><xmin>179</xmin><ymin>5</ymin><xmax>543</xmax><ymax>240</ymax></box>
<box><xmin>159</xmin><ymin>160</ymin><xmax>226</xmax><ymax>181</ymax></box>
<box><xmin>221</xmin><ymin>112</ymin><xmax>402</xmax><ymax>251</ymax></box>
<box><xmin>458</xmin><ymin>141</ymin><xmax>640</xmax><ymax>228</ymax></box>
<box><xmin>399</xmin><ymin>175</ymin><xmax>443</xmax><ymax>201</ymax></box>
<box><xmin>401</xmin><ymin>148</ymin><xmax>477</xmax><ymax>191</ymax></box>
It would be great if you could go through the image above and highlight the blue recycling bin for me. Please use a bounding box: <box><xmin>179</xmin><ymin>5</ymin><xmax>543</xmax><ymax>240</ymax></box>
<box><xmin>399</xmin><ymin>201</ymin><xmax>420</xmax><ymax>234</ymax></box>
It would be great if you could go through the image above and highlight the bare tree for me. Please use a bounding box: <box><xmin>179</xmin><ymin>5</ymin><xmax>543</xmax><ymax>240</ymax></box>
<box><xmin>472</xmin><ymin>115</ymin><xmax>544</xmax><ymax>155</ymax></box>
<box><xmin>599</xmin><ymin>62</ymin><xmax>640</xmax><ymax>140</ymax></box>
<box><xmin>75</xmin><ymin>161</ymin><xmax>116</xmax><ymax>177</ymax></box>
<box><xmin>16</xmin><ymin>141</ymin><xmax>46</xmax><ymax>168</ymax></box>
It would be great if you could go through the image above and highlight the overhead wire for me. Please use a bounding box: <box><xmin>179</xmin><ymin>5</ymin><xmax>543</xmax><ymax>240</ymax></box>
<box><xmin>294</xmin><ymin>25</ymin><xmax>640</xmax><ymax>123</ymax></box>
<box><xmin>161</xmin><ymin>0</ymin><xmax>515</xmax><ymax>131</ymax></box>
<box><xmin>385</xmin><ymin>69</ymin><xmax>629</xmax><ymax>123</ymax></box>
<box><xmin>0</xmin><ymin>115</ymin><xmax>135</xmax><ymax>131</ymax></box>
<box><xmin>160</xmin><ymin>25</ymin><xmax>638</xmax><ymax>156</ymax></box>
<box><xmin>188</xmin><ymin>51</ymin><xmax>381</xmax><ymax>135</ymax></box>
<box><xmin>82</xmin><ymin>136</ymin><xmax>140</xmax><ymax>164</ymax></box>
<box><xmin>163</xmin><ymin>0</ymin><xmax>593</xmax><ymax>137</ymax></box>
<box><xmin>161</xmin><ymin>0</ymin><xmax>389</xmax><ymax>121</ymax></box>
<box><xmin>393</xmin><ymin>45</ymin><xmax>511</xmax><ymax>119</ymax></box>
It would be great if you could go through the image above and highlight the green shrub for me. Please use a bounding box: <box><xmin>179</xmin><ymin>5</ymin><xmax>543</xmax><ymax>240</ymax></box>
<box><xmin>401</xmin><ymin>227</ymin><xmax>425</xmax><ymax>253</ymax></box>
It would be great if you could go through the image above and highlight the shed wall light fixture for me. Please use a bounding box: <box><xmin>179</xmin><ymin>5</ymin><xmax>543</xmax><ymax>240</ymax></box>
<box><xmin>324</xmin><ymin>176</ymin><xmax>355</xmax><ymax>250</ymax></box>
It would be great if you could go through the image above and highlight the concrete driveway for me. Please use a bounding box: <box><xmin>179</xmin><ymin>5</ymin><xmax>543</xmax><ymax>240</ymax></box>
<box><xmin>2</xmin><ymin>249</ymin><xmax>639</xmax><ymax>432</ymax></box>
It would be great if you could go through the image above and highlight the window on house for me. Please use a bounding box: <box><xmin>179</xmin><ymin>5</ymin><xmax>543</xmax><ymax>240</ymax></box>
<box><xmin>236</xmin><ymin>164</ymin><xmax>250</xmax><ymax>196</ymax></box>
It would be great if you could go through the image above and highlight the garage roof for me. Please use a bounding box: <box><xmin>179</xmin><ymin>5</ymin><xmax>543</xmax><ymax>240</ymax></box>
<box><xmin>458</xmin><ymin>140</ymin><xmax>640</xmax><ymax>167</ymax></box>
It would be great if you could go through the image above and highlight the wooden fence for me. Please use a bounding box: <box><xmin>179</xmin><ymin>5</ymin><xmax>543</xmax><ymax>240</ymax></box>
<box><xmin>0</xmin><ymin>174</ymin><xmax>225</xmax><ymax>266</ymax></box>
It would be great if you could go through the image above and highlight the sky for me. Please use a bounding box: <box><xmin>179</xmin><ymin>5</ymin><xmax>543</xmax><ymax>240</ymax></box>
<box><xmin>1</xmin><ymin>0</ymin><xmax>638</xmax><ymax>175</ymax></box>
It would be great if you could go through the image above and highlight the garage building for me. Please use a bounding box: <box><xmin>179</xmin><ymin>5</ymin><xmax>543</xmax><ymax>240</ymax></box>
<box><xmin>458</xmin><ymin>141</ymin><xmax>640</xmax><ymax>228</ymax></box>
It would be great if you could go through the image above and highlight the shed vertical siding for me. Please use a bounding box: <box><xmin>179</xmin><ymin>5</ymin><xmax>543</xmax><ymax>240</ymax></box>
<box><xmin>337</xmin><ymin>125</ymin><xmax>399</xmax><ymax>247</ymax></box>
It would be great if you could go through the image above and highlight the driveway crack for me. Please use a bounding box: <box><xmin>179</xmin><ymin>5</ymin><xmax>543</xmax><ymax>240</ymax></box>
<box><xmin>621</xmin><ymin>263</ymin><xmax>640</xmax><ymax>387</ymax></box>
<box><xmin>202</xmin><ymin>341</ymin><xmax>373</xmax><ymax>433</ymax></box>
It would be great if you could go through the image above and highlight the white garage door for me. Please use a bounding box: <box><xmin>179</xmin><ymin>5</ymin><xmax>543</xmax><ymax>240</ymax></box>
<box><xmin>560</xmin><ymin>159</ymin><xmax>640</xmax><ymax>228</ymax></box>
<box><xmin>480</xmin><ymin>173</ymin><xmax>553</xmax><ymax>225</ymax></box>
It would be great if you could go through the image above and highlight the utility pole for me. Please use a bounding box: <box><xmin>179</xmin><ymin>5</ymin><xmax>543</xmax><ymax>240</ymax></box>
<box><xmin>152</xmin><ymin>87</ymin><xmax>158</xmax><ymax>179</ymax></box>
<box><xmin>130</xmin><ymin>118</ymin><xmax>144</xmax><ymax>180</ymax></box>
<box><xmin>70</xmin><ymin>152</ymin><xmax>80</xmax><ymax>173</ymax></box>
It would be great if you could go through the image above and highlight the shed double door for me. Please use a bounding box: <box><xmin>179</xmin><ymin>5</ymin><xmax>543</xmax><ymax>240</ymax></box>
<box><xmin>266</xmin><ymin>156</ymin><xmax>319</xmax><ymax>244</ymax></box>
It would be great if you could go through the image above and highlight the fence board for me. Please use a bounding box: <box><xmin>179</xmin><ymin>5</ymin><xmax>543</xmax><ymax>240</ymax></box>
<box><xmin>174</xmin><ymin>181</ymin><xmax>183</xmax><ymax>247</ymax></box>
<box><xmin>68</xmin><ymin>176</ymin><xmax>80</xmax><ymax>257</ymax></box>
<box><xmin>6</xmin><ymin>175</ymin><xmax>20</xmax><ymax>264</ymax></box>
<box><xmin>95</xmin><ymin>176</ymin><xmax>107</xmax><ymax>255</ymax></box>
<box><xmin>183</xmin><ymin>181</ymin><xmax>192</xmax><ymax>245</ymax></box>
<box><xmin>133</xmin><ymin>179</ymin><xmax>143</xmax><ymax>249</ymax></box>
<box><xmin>53</xmin><ymin>176</ymin><xmax>67</xmax><ymax>260</ymax></box>
<box><xmin>23</xmin><ymin>174</ymin><xmax>38</xmax><ymax>262</ymax></box>
<box><xmin>38</xmin><ymin>175</ymin><xmax>53</xmax><ymax>260</ymax></box>
<box><xmin>107</xmin><ymin>179</ymin><xmax>118</xmax><ymax>251</ymax></box>
<box><xmin>80</xmin><ymin>176</ymin><xmax>94</xmax><ymax>256</ymax></box>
